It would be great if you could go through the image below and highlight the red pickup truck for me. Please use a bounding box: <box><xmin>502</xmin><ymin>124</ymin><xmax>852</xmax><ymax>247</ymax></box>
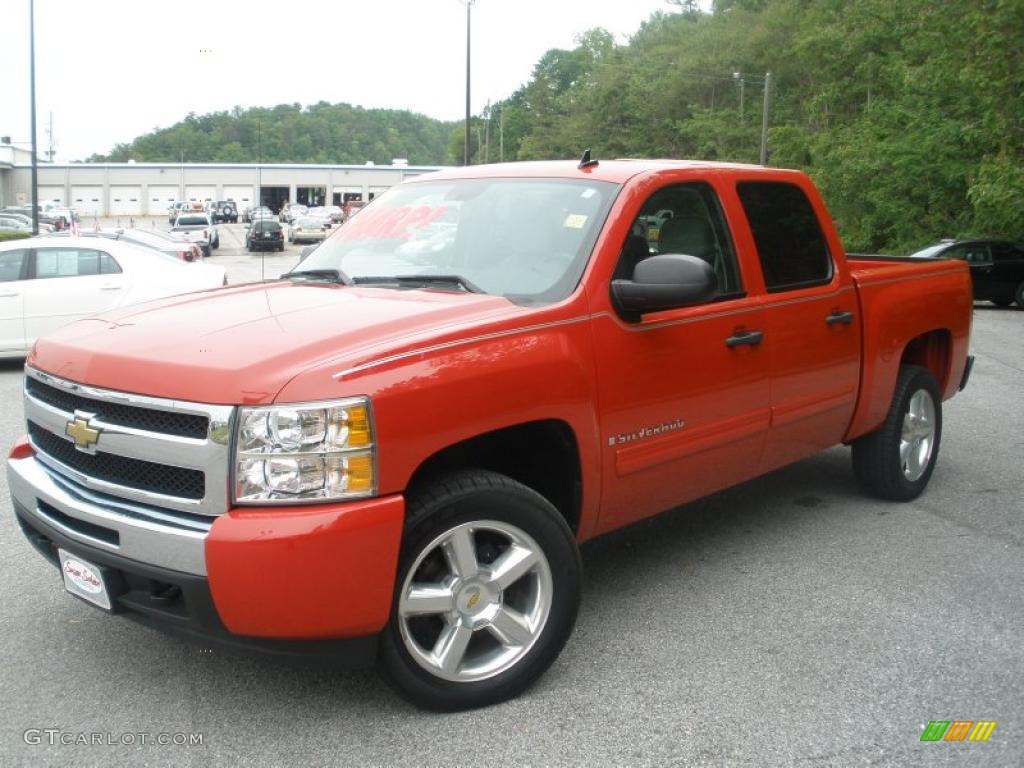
<box><xmin>8</xmin><ymin>159</ymin><xmax>973</xmax><ymax>711</ymax></box>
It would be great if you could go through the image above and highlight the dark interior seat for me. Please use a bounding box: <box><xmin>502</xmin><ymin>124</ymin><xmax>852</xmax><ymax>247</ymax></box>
<box><xmin>658</xmin><ymin>214</ymin><xmax>715</xmax><ymax>264</ymax></box>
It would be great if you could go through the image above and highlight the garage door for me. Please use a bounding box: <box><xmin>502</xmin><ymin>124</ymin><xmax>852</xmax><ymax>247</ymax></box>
<box><xmin>148</xmin><ymin>185</ymin><xmax>178</xmax><ymax>216</ymax></box>
<box><xmin>109</xmin><ymin>186</ymin><xmax>143</xmax><ymax>217</ymax></box>
<box><xmin>185</xmin><ymin>186</ymin><xmax>216</xmax><ymax>203</ymax></box>
<box><xmin>39</xmin><ymin>186</ymin><xmax>66</xmax><ymax>206</ymax></box>
<box><xmin>71</xmin><ymin>186</ymin><xmax>103</xmax><ymax>217</ymax></box>
<box><xmin>223</xmin><ymin>185</ymin><xmax>254</xmax><ymax>211</ymax></box>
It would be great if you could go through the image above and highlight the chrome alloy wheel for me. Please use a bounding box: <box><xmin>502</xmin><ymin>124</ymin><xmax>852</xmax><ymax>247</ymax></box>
<box><xmin>397</xmin><ymin>520</ymin><xmax>553</xmax><ymax>683</ymax></box>
<box><xmin>900</xmin><ymin>389</ymin><xmax>936</xmax><ymax>481</ymax></box>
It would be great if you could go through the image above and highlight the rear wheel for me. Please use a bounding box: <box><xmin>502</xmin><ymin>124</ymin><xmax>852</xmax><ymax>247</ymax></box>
<box><xmin>852</xmin><ymin>365</ymin><xmax>942</xmax><ymax>501</ymax></box>
<box><xmin>379</xmin><ymin>470</ymin><xmax>581</xmax><ymax>711</ymax></box>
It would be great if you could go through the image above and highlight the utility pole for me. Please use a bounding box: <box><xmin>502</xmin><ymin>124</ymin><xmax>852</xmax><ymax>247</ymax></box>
<box><xmin>759</xmin><ymin>72</ymin><xmax>771</xmax><ymax>165</ymax></box>
<box><xmin>734</xmin><ymin>72</ymin><xmax>745</xmax><ymax>123</ymax></box>
<box><xmin>29</xmin><ymin>0</ymin><xmax>39</xmax><ymax>234</ymax></box>
<box><xmin>484</xmin><ymin>100</ymin><xmax>490</xmax><ymax>164</ymax></box>
<box><xmin>46</xmin><ymin>112</ymin><xmax>55</xmax><ymax>162</ymax></box>
<box><xmin>462</xmin><ymin>0</ymin><xmax>476</xmax><ymax>165</ymax></box>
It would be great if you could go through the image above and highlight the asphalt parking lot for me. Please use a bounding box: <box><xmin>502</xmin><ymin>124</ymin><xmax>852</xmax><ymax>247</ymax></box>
<box><xmin>0</xmin><ymin>246</ymin><xmax>1020</xmax><ymax>765</ymax></box>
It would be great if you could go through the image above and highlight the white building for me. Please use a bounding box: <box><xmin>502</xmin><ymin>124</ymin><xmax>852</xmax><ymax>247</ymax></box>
<box><xmin>1</xmin><ymin>152</ymin><xmax>445</xmax><ymax>216</ymax></box>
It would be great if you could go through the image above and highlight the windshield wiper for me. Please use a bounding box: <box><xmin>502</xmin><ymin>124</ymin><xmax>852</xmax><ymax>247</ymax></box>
<box><xmin>284</xmin><ymin>268</ymin><xmax>353</xmax><ymax>285</ymax></box>
<box><xmin>353</xmin><ymin>274</ymin><xmax>484</xmax><ymax>294</ymax></box>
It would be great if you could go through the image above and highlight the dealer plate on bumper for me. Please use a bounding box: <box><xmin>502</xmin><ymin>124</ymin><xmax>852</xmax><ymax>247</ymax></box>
<box><xmin>58</xmin><ymin>548</ymin><xmax>111</xmax><ymax>610</ymax></box>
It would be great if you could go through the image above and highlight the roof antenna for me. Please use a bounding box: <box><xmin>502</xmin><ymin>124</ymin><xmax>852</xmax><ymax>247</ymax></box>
<box><xmin>578</xmin><ymin>148</ymin><xmax>599</xmax><ymax>170</ymax></box>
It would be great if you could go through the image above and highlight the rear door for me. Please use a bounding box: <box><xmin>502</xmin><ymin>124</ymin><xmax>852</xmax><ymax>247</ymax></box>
<box><xmin>0</xmin><ymin>248</ymin><xmax>29</xmax><ymax>353</ymax></box>
<box><xmin>733</xmin><ymin>180</ymin><xmax>861</xmax><ymax>471</ymax></box>
<box><xmin>22</xmin><ymin>247</ymin><xmax>127</xmax><ymax>343</ymax></box>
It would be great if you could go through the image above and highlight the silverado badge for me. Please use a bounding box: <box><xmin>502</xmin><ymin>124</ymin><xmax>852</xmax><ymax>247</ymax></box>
<box><xmin>65</xmin><ymin>415</ymin><xmax>100</xmax><ymax>451</ymax></box>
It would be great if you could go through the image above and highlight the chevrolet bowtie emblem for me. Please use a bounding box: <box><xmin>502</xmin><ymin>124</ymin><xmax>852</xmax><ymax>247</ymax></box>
<box><xmin>66</xmin><ymin>416</ymin><xmax>100</xmax><ymax>450</ymax></box>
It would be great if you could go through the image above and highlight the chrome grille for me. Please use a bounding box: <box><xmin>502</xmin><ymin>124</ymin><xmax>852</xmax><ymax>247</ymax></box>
<box><xmin>26</xmin><ymin>376</ymin><xmax>209</xmax><ymax>439</ymax></box>
<box><xmin>28</xmin><ymin>422</ymin><xmax>205</xmax><ymax>499</ymax></box>
<box><xmin>23</xmin><ymin>367</ymin><xmax>235</xmax><ymax>517</ymax></box>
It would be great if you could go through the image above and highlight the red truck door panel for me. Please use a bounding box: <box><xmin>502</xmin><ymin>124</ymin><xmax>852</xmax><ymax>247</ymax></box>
<box><xmin>733</xmin><ymin>180</ymin><xmax>861</xmax><ymax>471</ymax></box>
<box><xmin>589</xmin><ymin>181</ymin><xmax>770</xmax><ymax>534</ymax></box>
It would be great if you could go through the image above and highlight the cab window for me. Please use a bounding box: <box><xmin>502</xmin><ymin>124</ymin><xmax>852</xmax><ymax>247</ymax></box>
<box><xmin>737</xmin><ymin>181</ymin><xmax>832</xmax><ymax>292</ymax></box>
<box><xmin>613</xmin><ymin>182</ymin><xmax>743</xmax><ymax>299</ymax></box>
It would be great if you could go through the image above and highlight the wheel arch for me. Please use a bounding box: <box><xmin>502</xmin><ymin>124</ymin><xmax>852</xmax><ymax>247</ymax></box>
<box><xmin>899</xmin><ymin>328</ymin><xmax>952</xmax><ymax>394</ymax></box>
<box><xmin>405</xmin><ymin>419</ymin><xmax>583</xmax><ymax>536</ymax></box>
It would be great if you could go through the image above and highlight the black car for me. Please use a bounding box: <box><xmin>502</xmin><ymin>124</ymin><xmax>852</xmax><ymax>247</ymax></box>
<box><xmin>213</xmin><ymin>201</ymin><xmax>238</xmax><ymax>223</ymax></box>
<box><xmin>910</xmin><ymin>239</ymin><xmax>1024</xmax><ymax>307</ymax></box>
<box><xmin>245</xmin><ymin>220</ymin><xmax>284</xmax><ymax>252</ymax></box>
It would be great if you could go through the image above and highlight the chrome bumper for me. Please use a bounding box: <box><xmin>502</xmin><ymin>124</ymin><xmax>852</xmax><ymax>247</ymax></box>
<box><xmin>8</xmin><ymin>454</ymin><xmax>209</xmax><ymax>575</ymax></box>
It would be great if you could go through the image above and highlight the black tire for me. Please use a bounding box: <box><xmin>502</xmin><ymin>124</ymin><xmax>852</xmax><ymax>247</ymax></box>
<box><xmin>851</xmin><ymin>365</ymin><xmax>942</xmax><ymax>501</ymax></box>
<box><xmin>1015</xmin><ymin>281</ymin><xmax>1024</xmax><ymax>307</ymax></box>
<box><xmin>379</xmin><ymin>470</ymin><xmax>581</xmax><ymax>711</ymax></box>
<box><xmin>992</xmin><ymin>298</ymin><xmax>1013</xmax><ymax>307</ymax></box>
<box><xmin>277</xmin><ymin>243</ymin><xmax>284</xmax><ymax>252</ymax></box>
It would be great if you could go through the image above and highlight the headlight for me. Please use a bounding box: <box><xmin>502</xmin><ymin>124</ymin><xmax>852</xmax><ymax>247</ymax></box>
<box><xmin>233</xmin><ymin>397</ymin><xmax>375</xmax><ymax>503</ymax></box>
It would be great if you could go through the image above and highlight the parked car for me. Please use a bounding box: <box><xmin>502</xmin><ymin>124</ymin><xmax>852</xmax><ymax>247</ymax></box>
<box><xmin>0</xmin><ymin>216</ymin><xmax>32</xmax><ymax>233</ymax></box>
<box><xmin>2</xmin><ymin>206</ymin><xmax>63</xmax><ymax>230</ymax></box>
<box><xmin>322</xmin><ymin>205</ymin><xmax>344</xmax><ymax>224</ymax></box>
<box><xmin>244</xmin><ymin>205</ymin><xmax>272</xmax><ymax>224</ymax></box>
<box><xmin>288</xmin><ymin>217</ymin><xmax>329</xmax><ymax>244</ymax></box>
<box><xmin>171</xmin><ymin>212</ymin><xmax>219</xmax><ymax>256</ymax></box>
<box><xmin>281</xmin><ymin>204</ymin><xmax>308</xmax><ymax>224</ymax></box>
<box><xmin>212</xmin><ymin>201</ymin><xmax>238</xmax><ymax>224</ymax></box>
<box><xmin>0</xmin><ymin>236</ymin><xmax>225</xmax><ymax>357</ymax></box>
<box><xmin>7</xmin><ymin>159</ymin><xmax>974</xmax><ymax>711</ymax></box>
<box><xmin>245</xmin><ymin>219</ymin><xmax>284</xmax><ymax>251</ymax></box>
<box><xmin>51</xmin><ymin>228</ymin><xmax>202</xmax><ymax>262</ymax></box>
<box><xmin>167</xmin><ymin>202</ymin><xmax>191</xmax><ymax>224</ymax></box>
<box><xmin>909</xmin><ymin>239</ymin><xmax>1024</xmax><ymax>307</ymax></box>
<box><xmin>0</xmin><ymin>213</ymin><xmax>55</xmax><ymax>233</ymax></box>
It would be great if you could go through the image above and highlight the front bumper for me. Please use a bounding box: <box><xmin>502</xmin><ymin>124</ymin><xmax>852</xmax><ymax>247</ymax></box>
<box><xmin>9</xmin><ymin>447</ymin><xmax>404</xmax><ymax>656</ymax></box>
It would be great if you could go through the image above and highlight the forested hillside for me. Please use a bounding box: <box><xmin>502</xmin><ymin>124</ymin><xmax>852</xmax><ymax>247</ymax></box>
<box><xmin>89</xmin><ymin>102</ymin><xmax>454</xmax><ymax>168</ymax></box>
<box><xmin>482</xmin><ymin>0</ymin><xmax>1023</xmax><ymax>252</ymax></box>
<box><xmin>92</xmin><ymin>0</ymin><xmax>1021</xmax><ymax>252</ymax></box>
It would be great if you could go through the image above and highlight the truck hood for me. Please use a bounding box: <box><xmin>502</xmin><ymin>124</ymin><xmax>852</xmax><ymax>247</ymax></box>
<box><xmin>29</xmin><ymin>282</ymin><xmax>522</xmax><ymax>404</ymax></box>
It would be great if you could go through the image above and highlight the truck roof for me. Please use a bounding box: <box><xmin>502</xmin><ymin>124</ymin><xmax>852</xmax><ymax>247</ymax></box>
<box><xmin>414</xmin><ymin>158</ymin><xmax>782</xmax><ymax>185</ymax></box>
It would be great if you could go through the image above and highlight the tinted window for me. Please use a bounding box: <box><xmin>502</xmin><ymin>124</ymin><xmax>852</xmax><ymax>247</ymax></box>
<box><xmin>0</xmin><ymin>249</ymin><xmax>27</xmax><ymax>282</ymax></box>
<box><xmin>177</xmin><ymin>215</ymin><xmax>209</xmax><ymax>226</ymax></box>
<box><xmin>34</xmin><ymin>248</ymin><xmax>112</xmax><ymax>278</ymax></box>
<box><xmin>990</xmin><ymin>242</ymin><xmax>1024</xmax><ymax>262</ymax></box>
<box><xmin>614</xmin><ymin>182</ymin><xmax>742</xmax><ymax>297</ymax></box>
<box><xmin>737</xmin><ymin>182</ymin><xmax>832</xmax><ymax>291</ymax></box>
<box><xmin>947</xmin><ymin>243</ymin><xmax>991</xmax><ymax>264</ymax></box>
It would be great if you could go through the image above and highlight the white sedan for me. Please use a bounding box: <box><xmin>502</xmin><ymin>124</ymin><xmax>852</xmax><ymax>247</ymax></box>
<box><xmin>0</xmin><ymin>236</ymin><xmax>227</xmax><ymax>358</ymax></box>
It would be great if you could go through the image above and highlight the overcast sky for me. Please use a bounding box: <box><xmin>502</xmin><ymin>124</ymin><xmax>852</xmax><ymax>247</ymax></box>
<box><xmin>2</xmin><ymin>0</ymin><xmax>685</xmax><ymax>161</ymax></box>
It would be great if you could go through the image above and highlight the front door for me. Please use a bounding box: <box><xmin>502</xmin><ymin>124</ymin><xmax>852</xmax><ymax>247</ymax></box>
<box><xmin>589</xmin><ymin>180</ymin><xmax>771</xmax><ymax>534</ymax></box>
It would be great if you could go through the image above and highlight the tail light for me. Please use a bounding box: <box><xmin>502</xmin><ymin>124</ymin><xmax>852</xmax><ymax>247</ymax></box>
<box><xmin>179</xmin><ymin>249</ymin><xmax>193</xmax><ymax>262</ymax></box>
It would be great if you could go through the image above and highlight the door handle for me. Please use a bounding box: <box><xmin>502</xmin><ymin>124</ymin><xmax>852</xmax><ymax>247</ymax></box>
<box><xmin>725</xmin><ymin>329</ymin><xmax>764</xmax><ymax>348</ymax></box>
<box><xmin>0</xmin><ymin>291</ymin><xmax>18</xmax><ymax>298</ymax></box>
<box><xmin>826</xmin><ymin>310</ymin><xmax>854</xmax><ymax>326</ymax></box>
<box><xmin>100</xmin><ymin>283</ymin><xmax>122</xmax><ymax>291</ymax></box>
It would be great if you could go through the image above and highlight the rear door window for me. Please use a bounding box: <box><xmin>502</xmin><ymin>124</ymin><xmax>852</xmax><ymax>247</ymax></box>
<box><xmin>33</xmin><ymin>248</ymin><xmax>110</xmax><ymax>278</ymax></box>
<box><xmin>737</xmin><ymin>182</ymin><xmax>833</xmax><ymax>292</ymax></box>
<box><xmin>0</xmin><ymin>249</ymin><xmax>28</xmax><ymax>282</ymax></box>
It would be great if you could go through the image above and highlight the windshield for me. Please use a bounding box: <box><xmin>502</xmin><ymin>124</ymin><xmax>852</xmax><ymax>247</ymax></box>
<box><xmin>300</xmin><ymin>178</ymin><xmax>617</xmax><ymax>304</ymax></box>
<box><xmin>908</xmin><ymin>244</ymin><xmax>950</xmax><ymax>259</ymax></box>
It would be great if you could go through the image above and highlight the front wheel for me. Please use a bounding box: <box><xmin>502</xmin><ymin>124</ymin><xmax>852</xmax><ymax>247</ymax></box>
<box><xmin>851</xmin><ymin>365</ymin><xmax>942</xmax><ymax>501</ymax></box>
<box><xmin>379</xmin><ymin>470</ymin><xmax>581</xmax><ymax>711</ymax></box>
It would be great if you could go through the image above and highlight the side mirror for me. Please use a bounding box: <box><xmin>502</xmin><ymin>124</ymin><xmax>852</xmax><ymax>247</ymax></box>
<box><xmin>610</xmin><ymin>254</ymin><xmax>717</xmax><ymax>321</ymax></box>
